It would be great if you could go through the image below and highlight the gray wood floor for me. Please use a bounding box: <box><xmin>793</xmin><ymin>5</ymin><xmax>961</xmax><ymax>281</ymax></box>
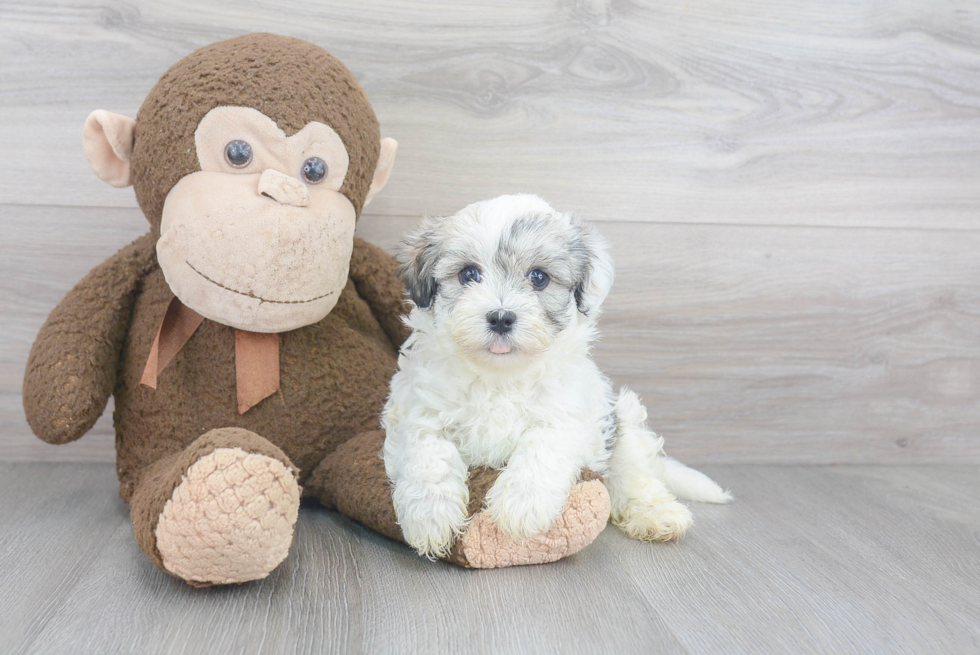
<box><xmin>1</xmin><ymin>463</ymin><xmax>977</xmax><ymax>655</ymax></box>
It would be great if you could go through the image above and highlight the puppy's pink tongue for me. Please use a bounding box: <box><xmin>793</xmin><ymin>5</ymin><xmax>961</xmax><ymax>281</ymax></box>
<box><xmin>490</xmin><ymin>343</ymin><xmax>512</xmax><ymax>354</ymax></box>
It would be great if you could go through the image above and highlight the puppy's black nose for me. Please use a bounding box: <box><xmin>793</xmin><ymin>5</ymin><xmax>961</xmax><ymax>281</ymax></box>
<box><xmin>487</xmin><ymin>310</ymin><xmax>516</xmax><ymax>335</ymax></box>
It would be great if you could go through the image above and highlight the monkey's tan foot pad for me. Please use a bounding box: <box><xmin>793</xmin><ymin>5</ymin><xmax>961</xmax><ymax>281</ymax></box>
<box><xmin>446</xmin><ymin>479</ymin><xmax>611</xmax><ymax>569</ymax></box>
<box><xmin>154</xmin><ymin>447</ymin><xmax>301</xmax><ymax>586</ymax></box>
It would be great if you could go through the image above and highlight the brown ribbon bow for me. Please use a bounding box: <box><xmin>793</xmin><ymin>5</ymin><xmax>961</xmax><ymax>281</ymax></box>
<box><xmin>140</xmin><ymin>297</ymin><xmax>280</xmax><ymax>414</ymax></box>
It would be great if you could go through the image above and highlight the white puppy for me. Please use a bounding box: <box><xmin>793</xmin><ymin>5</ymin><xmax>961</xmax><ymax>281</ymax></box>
<box><xmin>382</xmin><ymin>194</ymin><xmax>731</xmax><ymax>559</ymax></box>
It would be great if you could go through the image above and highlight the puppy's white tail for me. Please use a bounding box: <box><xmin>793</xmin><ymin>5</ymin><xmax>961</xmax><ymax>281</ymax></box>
<box><xmin>661</xmin><ymin>457</ymin><xmax>732</xmax><ymax>504</ymax></box>
<box><xmin>613</xmin><ymin>389</ymin><xmax>732</xmax><ymax>504</ymax></box>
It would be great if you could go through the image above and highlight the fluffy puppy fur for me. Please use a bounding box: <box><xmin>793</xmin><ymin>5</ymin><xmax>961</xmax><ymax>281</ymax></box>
<box><xmin>382</xmin><ymin>194</ymin><xmax>731</xmax><ymax>559</ymax></box>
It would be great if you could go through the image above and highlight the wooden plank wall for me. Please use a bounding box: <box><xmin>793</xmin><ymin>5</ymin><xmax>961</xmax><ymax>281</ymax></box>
<box><xmin>1</xmin><ymin>0</ymin><xmax>978</xmax><ymax>463</ymax></box>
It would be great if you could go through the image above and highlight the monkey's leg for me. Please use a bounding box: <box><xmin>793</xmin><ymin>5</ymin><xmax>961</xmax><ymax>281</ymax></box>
<box><xmin>130</xmin><ymin>428</ymin><xmax>300</xmax><ymax>587</ymax></box>
<box><xmin>308</xmin><ymin>431</ymin><xmax>610</xmax><ymax>568</ymax></box>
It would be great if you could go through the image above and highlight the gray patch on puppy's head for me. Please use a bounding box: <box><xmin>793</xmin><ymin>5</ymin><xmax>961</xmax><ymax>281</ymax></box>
<box><xmin>495</xmin><ymin>208</ymin><xmax>613</xmax><ymax>320</ymax></box>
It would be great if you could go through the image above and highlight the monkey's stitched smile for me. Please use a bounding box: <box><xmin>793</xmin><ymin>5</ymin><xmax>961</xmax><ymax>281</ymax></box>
<box><xmin>185</xmin><ymin>261</ymin><xmax>334</xmax><ymax>304</ymax></box>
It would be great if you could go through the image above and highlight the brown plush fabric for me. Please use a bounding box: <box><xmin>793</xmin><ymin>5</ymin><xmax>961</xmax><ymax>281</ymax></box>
<box><xmin>130</xmin><ymin>427</ymin><xmax>297</xmax><ymax>576</ymax></box>
<box><xmin>309</xmin><ymin>430</ymin><xmax>608</xmax><ymax>569</ymax></box>
<box><xmin>111</xmin><ymin>237</ymin><xmax>402</xmax><ymax>502</ymax></box>
<box><xmin>131</xmin><ymin>33</ymin><xmax>380</xmax><ymax>235</ymax></box>
<box><xmin>348</xmin><ymin>238</ymin><xmax>413</xmax><ymax>348</ymax></box>
<box><xmin>21</xmin><ymin>35</ymin><xmax>411</xmax><ymax>584</ymax></box>
<box><xmin>23</xmin><ymin>233</ymin><xmax>157</xmax><ymax>444</ymax></box>
<box><xmin>306</xmin><ymin>433</ymin><xmax>513</xmax><ymax>546</ymax></box>
<box><xmin>308</xmin><ymin>430</ymin><xmax>402</xmax><ymax>541</ymax></box>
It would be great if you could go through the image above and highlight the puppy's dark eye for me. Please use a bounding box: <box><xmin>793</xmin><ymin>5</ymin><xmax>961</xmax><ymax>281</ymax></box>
<box><xmin>224</xmin><ymin>140</ymin><xmax>253</xmax><ymax>168</ymax></box>
<box><xmin>529</xmin><ymin>269</ymin><xmax>550</xmax><ymax>290</ymax></box>
<box><xmin>459</xmin><ymin>266</ymin><xmax>481</xmax><ymax>285</ymax></box>
<box><xmin>302</xmin><ymin>157</ymin><xmax>327</xmax><ymax>184</ymax></box>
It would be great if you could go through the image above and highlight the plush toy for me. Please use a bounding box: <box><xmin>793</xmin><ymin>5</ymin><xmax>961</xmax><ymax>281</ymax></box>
<box><xmin>23</xmin><ymin>33</ymin><xmax>609</xmax><ymax>586</ymax></box>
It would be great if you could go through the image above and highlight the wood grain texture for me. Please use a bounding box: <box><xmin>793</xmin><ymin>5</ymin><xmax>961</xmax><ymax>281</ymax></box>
<box><xmin>1</xmin><ymin>462</ymin><xmax>978</xmax><ymax>654</ymax></box>
<box><xmin>1</xmin><ymin>0</ymin><xmax>979</xmax><ymax>228</ymax></box>
<box><xmin>1</xmin><ymin>0</ymin><xmax>979</xmax><ymax>464</ymax></box>
<box><xmin>3</xmin><ymin>206</ymin><xmax>978</xmax><ymax>463</ymax></box>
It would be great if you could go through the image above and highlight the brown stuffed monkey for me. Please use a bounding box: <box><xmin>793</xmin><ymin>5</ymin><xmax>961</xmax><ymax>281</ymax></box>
<box><xmin>22</xmin><ymin>33</ymin><xmax>609</xmax><ymax>586</ymax></box>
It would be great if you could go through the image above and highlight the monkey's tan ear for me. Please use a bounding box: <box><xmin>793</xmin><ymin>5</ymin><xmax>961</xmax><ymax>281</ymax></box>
<box><xmin>82</xmin><ymin>110</ymin><xmax>136</xmax><ymax>188</ymax></box>
<box><xmin>363</xmin><ymin>137</ymin><xmax>397</xmax><ymax>208</ymax></box>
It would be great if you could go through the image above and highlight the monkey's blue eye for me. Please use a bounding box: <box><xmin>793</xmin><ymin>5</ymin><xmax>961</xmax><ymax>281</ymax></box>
<box><xmin>529</xmin><ymin>269</ymin><xmax>549</xmax><ymax>290</ymax></box>
<box><xmin>459</xmin><ymin>266</ymin><xmax>481</xmax><ymax>285</ymax></box>
<box><xmin>302</xmin><ymin>157</ymin><xmax>327</xmax><ymax>184</ymax></box>
<box><xmin>224</xmin><ymin>140</ymin><xmax>253</xmax><ymax>168</ymax></box>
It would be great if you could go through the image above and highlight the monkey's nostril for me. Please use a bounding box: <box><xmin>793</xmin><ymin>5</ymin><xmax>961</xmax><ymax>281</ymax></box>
<box><xmin>487</xmin><ymin>310</ymin><xmax>517</xmax><ymax>335</ymax></box>
<box><xmin>257</xmin><ymin>169</ymin><xmax>310</xmax><ymax>207</ymax></box>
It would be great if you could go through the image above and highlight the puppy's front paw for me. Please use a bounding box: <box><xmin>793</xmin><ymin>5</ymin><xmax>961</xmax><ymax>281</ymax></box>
<box><xmin>395</xmin><ymin>490</ymin><xmax>469</xmax><ymax>559</ymax></box>
<box><xmin>614</xmin><ymin>499</ymin><xmax>693</xmax><ymax>542</ymax></box>
<box><xmin>485</xmin><ymin>476</ymin><xmax>568</xmax><ymax>541</ymax></box>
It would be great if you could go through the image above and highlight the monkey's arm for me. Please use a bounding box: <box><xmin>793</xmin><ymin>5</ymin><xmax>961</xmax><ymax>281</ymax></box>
<box><xmin>348</xmin><ymin>237</ymin><xmax>412</xmax><ymax>350</ymax></box>
<box><xmin>23</xmin><ymin>232</ymin><xmax>158</xmax><ymax>444</ymax></box>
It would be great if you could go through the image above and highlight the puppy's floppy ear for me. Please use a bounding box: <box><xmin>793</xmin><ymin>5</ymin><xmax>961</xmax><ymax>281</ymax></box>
<box><xmin>570</xmin><ymin>218</ymin><xmax>615</xmax><ymax>315</ymax></box>
<box><xmin>398</xmin><ymin>221</ymin><xmax>441</xmax><ymax>310</ymax></box>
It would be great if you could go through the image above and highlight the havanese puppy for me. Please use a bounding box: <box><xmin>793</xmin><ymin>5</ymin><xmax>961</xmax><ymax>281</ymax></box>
<box><xmin>382</xmin><ymin>194</ymin><xmax>731</xmax><ymax>559</ymax></box>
